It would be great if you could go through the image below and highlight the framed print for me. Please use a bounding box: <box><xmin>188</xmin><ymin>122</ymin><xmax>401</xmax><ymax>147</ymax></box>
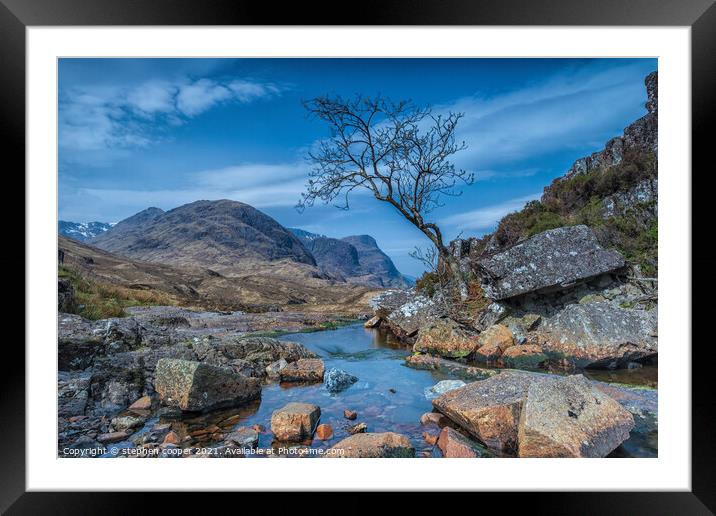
<box><xmin>4</xmin><ymin>0</ymin><xmax>713</xmax><ymax>511</ymax></box>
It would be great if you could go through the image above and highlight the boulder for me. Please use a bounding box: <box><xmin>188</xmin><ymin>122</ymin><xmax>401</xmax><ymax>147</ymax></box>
<box><xmin>437</xmin><ymin>427</ymin><xmax>488</xmax><ymax>458</ymax></box>
<box><xmin>473</xmin><ymin>324</ymin><xmax>514</xmax><ymax>362</ymax></box>
<box><xmin>371</xmin><ymin>289</ymin><xmax>443</xmax><ymax>338</ymax></box>
<box><xmin>364</xmin><ymin>316</ymin><xmax>381</xmax><ymax>328</ymax></box>
<box><xmin>326</xmin><ymin>432</ymin><xmax>415</xmax><ymax>458</ymax></box>
<box><xmin>154</xmin><ymin>358</ymin><xmax>261</xmax><ymax>412</ymax></box>
<box><xmin>432</xmin><ymin>371</ymin><xmax>533</xmax><ymax>454</ymax></box>
<box><xmin>324</xmin><ymin>368</ymin><xmax>358</xmax><ymax>393</ymax></box>
<box><xmin>413</xmin><ymin>318</ymin><xmax>481</xmax><ymax>358</ymax></box>
<box><xmin>433</xmin><ymin>371</ymin><xmax>635</xmax><ymax>457</ymax></box>
<box><xmin>270</xmin><ymin>402</ymin><xmax>321</xmax><ymax>441</ymax></box>
<box><xmin>265</xmin><ymin>358</ymin><xmax>288</xmax><ymax>379</ymax></box>
<box><xmin>518</xmin><ymin>375</ymin><xmax>634</xmax><ymax>457</ymax></box>
<box><xmin>110</xmin><ymin>415</ymin><xmax>145</xmax><ymax>432</ymax></box>
<box><xmin>501</xmin><ymin>345</ymin><xmax>547</xmax><ymax>370</ymax></box>
<box><xmin>424</xmin><ymin>380</ymin><xmax>467</xmax><ymax>400</ymax></box>
<box><xmin>279</xmin><ymin>358</ymin><xmax>325</xmax><ymax>383</ymax></box>
<box><xmin>477</xmin><ymin>225</ymin><xmax>625</xmax><ymax>300</ymax></box>
<box><xmin>535</xmin><ymin>302</ymin><xmax>657</xmax><ymax>368</ymax></box>
<box><xmin>343</xmin><ymin>409</ymin><xmax>358</xmax><ymax>420</ymax></box>
<box><xmin>128</xmin><ymin>395</ymin><xmax>152</xmax><ymax>411</ymax></box>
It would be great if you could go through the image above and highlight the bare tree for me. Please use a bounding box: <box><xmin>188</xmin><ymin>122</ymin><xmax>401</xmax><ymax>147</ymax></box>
<box><xmin>298</xmin><ymin>95</ymin><xmax>474</xmax><ymax>294</ymax></box>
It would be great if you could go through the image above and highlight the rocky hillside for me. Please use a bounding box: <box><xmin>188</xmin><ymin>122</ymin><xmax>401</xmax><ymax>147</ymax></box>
<box><xmin>91</xmin><ymin>200</ymin><xmax>316</xmax><ymax>274</ymax></box>
<box><xmin>58</xmin><ymin>221</ymin><xmax>114</xmax><ymax>242</ymax></box>
<box><xmin>59</xmin><ymin>235</ymin><xmax>375</xmax><ymax>316</ymax></box>
<box><xmin>370</xmin><ymin>71</ymin><xmax>659</xmax><ymax>372</ymax></box>
<box><xmin>484</xmin><ymin>70</ymin><xmax>658</xmax><ymax>277</ymax></box>
<box><xmin>290</xmin><ymin>229</ymin><xmax>410</xmax><ymax>288</ymax></box>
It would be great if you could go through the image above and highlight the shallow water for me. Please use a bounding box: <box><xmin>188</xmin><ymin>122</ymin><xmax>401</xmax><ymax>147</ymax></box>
<box><xmin>112</xmin><ymin>324</ymin><xmax>657</xmax><ymax>458</ymax></box>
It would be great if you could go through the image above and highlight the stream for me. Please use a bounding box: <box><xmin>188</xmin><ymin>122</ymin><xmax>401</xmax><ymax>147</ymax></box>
<box><xmin>111</xmin><ymin>323</ymin><xmax>658</xmax><ymax>458</ymax></box>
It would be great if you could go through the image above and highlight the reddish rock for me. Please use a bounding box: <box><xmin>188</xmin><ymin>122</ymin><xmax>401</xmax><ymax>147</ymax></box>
<box><xmin>437</xmin><ymin>427</ymin><xmax>483</xmax><ymax>458</ymax></box>
<box><xmin>128</xmin><ymin>395</ymin><xmax>152</xmax><ymax>411</ymax></box>
<box><xmin>474</xmin><ymin>324</ymin><xmax>514</xmax><ymax>362</ymax></box>
<box><xmin>270</xmin><ymin>402</ymin><xmax>321</xmax><ymax>441</ymax></box>
<box><xmin>315</xmin><ymin>424</ymin><xmax>334</xmax><ymax>440</ymax></box>
<box><xmin>251</xmin><ymin>424</ymin><xmax>266</xmax><ymax>433</ymax></box>
<box><xmin>343</xmin><ymin>409</ymin><xmax>358</xmax><ymax>420</ymax></box>
<box><xmin>279</xmin><ymin>358</ymin><xmax>325</xmax><ymax>383</ymax></box>
<box><xmin>404</xmin><ymin>354</ymin><xmax>440</xmax><ymax>370</ymax></box>
<box><xmin>432</xmin><ymin>371</ymin><xmax>534</xmax><ymax>454</ymax></box>
<box><xmin>413</xmin><ymin>318</ymin><xmax>481</xmax><ymax>358</ymax></box>
<box><xmin>420</xmin><ymin>412</ymin><xmax>450</xmax><ymax>427</ymax></box>
<box><xmin>501</xmin><ymin>344</ymin><xmax>547</xmax><ymax>370</ymax></box>
<box><xmin>162</xmin><ymin>431</ymin><xmax>180</xmax><ymax>445</ymax></box>
<box><xmin>422</xmin><ymin>432</ymin><xmax>439</xmax><ymax>446</ymax></box>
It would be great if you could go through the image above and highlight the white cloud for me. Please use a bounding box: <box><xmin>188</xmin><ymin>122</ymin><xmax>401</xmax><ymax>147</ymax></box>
<box><xmin>441</xmin><ymin>193</ymin><xmax>541</xmax><ymax>231</ymax></box>
<box><xmin>59</xmin><ymin>76</ymin><xmax>281</xmax><ymax>159</ymax></box>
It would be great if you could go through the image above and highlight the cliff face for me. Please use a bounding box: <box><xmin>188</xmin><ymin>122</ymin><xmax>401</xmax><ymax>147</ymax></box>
<box><xmin>480</xmin><ymin>71</ymin><xmax>658</xmax><ymax>277</ymax></box>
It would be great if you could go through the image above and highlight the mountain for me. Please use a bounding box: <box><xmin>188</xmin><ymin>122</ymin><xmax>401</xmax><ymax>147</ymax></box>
<box><xmin>91</xmin><ymin>200</ymin><xmax>316</xmax><ymax>273</ymax></box>
<box><xmin>58</xmin><ymin>221</ymin><xmax>114</xmax><ymax>242</ymax></box>
<box><xmin>290</xmin><ymin>229</ymin><xmax>409</xmax><ymax>288</ymax></box>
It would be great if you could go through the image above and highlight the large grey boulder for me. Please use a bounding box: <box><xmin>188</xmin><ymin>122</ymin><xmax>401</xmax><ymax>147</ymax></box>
<box><xmin>324</xmin><ymin>368</ymin><xmax>358</xmax><ymax>393</ymax></box>
<box><xmin>535</xmin><ymin>301</ymin><xmax>657</xmax><ymax>368</ymax></box>
<box><xmin>154</xmin><ymin>358</ymin><xmax>261</xmax><ymax>412</ymax></box>
<box><xmin>432</xmin><ymin>370</ymin><xmax>634</xmax><ymax>457</ymax></box>
<box><xmin>477</xmin><ymin>225</ymin><xmax>625</xmax><ymax>300</ymax></box>
<box><xmin>518</xmin><ymin>375</ymin><xmax>634</xmax><ymax>457</ymax></box>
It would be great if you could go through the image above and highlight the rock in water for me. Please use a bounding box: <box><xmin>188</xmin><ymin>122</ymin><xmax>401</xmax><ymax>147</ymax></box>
<box><xmin>413</xmin><ymin>318</ymin><xmax>481</xmax><ymax>358</ymax></box>
<box><xmin>279</xmin><ymin>358</ymin><xmax>325</xmax><ymax>383</ymax></box>
<box><xmin>535</xmin><ymin>302</ymin><xmax>657</xmax><ymax>368</ymax></box>
<box><xmin>325</xmin><ymin>432</ymin><xmax>415</xmax><ymax>458</ymax></box>
<box><xmin>270</xmin><ymin>402</ymin><xmax>321</xmax><ymax>441</ymax></box>
<box><xmin>324</xmin><ymin>368</ymin><xmax>358</xmax><ymax>393</ymax></box>
<box><xmin>517</xmin><ymin>375</ymin><xmax>634</xmax><ymax>457</ymax></box>
<box><xmin>424</xmin><ymin>380</ymin><xmax>466</xmax><ymax>400</ymax></box>
<box><xmin>477</xmin><ymin>225</ymin><xmax>625</xmax><ymax>300</ymax></box>
<box><xmin>154</xmin><ymin>358</ymin><xmax>261</xmax><ymax>412</ymax></box>
<box><xmin>225</xmin><ymin>427</ymin><xmax>259</xmax><ymax>449</ymax></box>
<box><xmin>364</xmin><ymin>315</ymin><xmax>381</xmax><ymax>328</ymax></box>
<box><xmin>432</xmin><ymin>371</ymin><xmax>532</xmax><ymax>454</ymax></box>
<box><xmin>437</xmin><ymin>427</ymin><xmax>488</xmax><ymax>458</ymax></box>
<box><xmin>432</xmin><ymin>371</ymin><xmax>634</xmax><ymax>457</ymax></box>
<box><xmin>315</xmin><ymin>424</ymin><xmax>334</xmax><ymax>440</ymax></box>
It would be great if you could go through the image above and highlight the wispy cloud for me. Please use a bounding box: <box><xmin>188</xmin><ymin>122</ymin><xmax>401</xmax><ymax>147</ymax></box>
<box><xmin>59</xmin><ymin>161</ymin><xmax>309</xmax><ymax>221</ymax></box>
<box><xmin>436</xmin><ymin>61</ymin><xmax>650</xmax><ymax>170</ymax></box>
<box><xmin>59</xmin><ymin>76</ymin><xmax>281</xmax><ymax>159</ymax></box>
<box><xmin>441</xmin><ymin>193</ymin><xmax>541</xmax><ymax>232</ymax></box>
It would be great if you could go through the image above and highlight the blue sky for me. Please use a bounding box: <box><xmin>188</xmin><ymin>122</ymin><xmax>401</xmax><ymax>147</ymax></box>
<box><xmin>58</xmin><ymin>58</ymin><xmax>657</xmax><ymax>277</ymax></box>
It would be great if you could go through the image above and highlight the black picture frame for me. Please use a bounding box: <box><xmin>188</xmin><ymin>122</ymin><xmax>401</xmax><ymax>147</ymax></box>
<box><xmin>4</xmin><ymin>0</ymin><xmax>712</xmax><ymax>512</ymax></box>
